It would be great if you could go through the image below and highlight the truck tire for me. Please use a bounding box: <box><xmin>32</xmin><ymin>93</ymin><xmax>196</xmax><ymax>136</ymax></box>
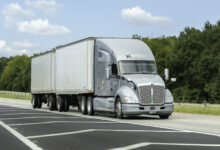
<box><xmin>48</xmin><ymin>95</ymin><xmax>56</xmax><ymax>111</ymax></box>
<box><xmin>32</xmin><ymin>95</ymin><xmax>38</xmax><ymax>109</ymax></box>
<box><xmin>115</xmin><ymin>98</ymin><xmax>123</xmax><ymax>119</ymax></box>
<box><xmin>81</xmin><ymin>96</ymin><xmax>87</xmax><ymax>115</ymax></box>
<box><xmin>159</xmin><ymin>114</ymin><xmax>170</xmax><ymax>119</ymax></box>
<box><xmin>37</xmin><ymin>95</ymin><xmax>42</xmax><ymax>108</ymax></box>
<box><xmin>87</xmin><ymin>96</ymin><xmax>94</xmax><ymax>116</ymax></box>
<box><xmin>57</xmin><ymin>95</ymin><xmax>64</xmax><ymax>112</ymax></box>
<box><xmin>64</xmin><ymin>97</ymin><xmax>69</xmax><ymax>112</ymax></box>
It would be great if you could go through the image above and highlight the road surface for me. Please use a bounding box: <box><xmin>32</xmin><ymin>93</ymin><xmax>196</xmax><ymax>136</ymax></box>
<box><xmin>0</xmin><ymin>98</ymin><xmax>220</xmax><ymax>150</ymax></box>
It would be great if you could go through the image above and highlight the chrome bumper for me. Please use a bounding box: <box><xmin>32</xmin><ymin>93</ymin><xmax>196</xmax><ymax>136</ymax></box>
<box><xmin>122</xmin><ymin>103</ymin><xmax>174</xmax><ymax>115</ymax></box>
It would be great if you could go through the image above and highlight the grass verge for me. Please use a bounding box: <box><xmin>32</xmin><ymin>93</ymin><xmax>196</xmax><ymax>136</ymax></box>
<box><xmin>174</xmin><ymin>103</ymin><xmax>220</xmax><ymax>115</ymax></box>
<box><xmin>0</xmin><ymin>92</ymin><xmax>31</xmax><ymax>100</ymax></box>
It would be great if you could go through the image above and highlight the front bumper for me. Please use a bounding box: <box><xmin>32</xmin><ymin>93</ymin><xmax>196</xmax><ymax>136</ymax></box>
<box><xmin>122</xmin><ymin>103</ymin><xmax>174</xmax><ymax>115</ymax></box>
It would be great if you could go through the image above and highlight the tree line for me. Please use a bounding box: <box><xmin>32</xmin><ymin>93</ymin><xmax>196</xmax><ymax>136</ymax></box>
<box><xmin>0</xmin><ymin>21</ymin><xmax>219</xmax><ymax>103</ymax></box>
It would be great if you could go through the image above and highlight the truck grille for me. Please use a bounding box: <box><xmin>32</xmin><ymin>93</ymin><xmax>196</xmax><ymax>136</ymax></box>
<box><xmin>139</xmin><ymin>85</ymin><xmax>151</xmax><ymax>104</ymax></box>
<box><xmin>153</xmin><ymin>85</ymin><xmax>165</xmax><ymax>104</ymax></box>
<box><xmin>138</xmin><ymin>85</ymin><xmax>165</xmax><ymax>105</ymax></box>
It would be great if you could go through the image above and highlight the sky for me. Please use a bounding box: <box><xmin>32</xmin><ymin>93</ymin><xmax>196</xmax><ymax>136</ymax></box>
<box><xmin>0</xmin><ymin>0</ymin><xmax>220</xmax><ymax>57</ymax></box>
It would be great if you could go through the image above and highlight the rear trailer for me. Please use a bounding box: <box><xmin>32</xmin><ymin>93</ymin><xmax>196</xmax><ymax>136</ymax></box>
<box><xmin>31</xmin><ymin>38</ymin><xmax>95</xmax><ymax>112</ymax></box>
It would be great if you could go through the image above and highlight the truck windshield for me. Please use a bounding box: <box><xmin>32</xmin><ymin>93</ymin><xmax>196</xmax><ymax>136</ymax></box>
<box><xmin>119</xmin><ymin>60</ymin><xmax>157</xmax><ymax>75</ymax></box>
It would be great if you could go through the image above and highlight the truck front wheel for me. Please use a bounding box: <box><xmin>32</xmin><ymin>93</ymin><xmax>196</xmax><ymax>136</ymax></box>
<box><xmin>115</xmin><ymin>98</ymin><xmax>123</xmax><ymax>119</ymax></box>
<box><xmin>32</xmin><ymin>95</ymin><xmax>38</xmax><ymax>109</ymax></box>
<box><xmin>57</xmin><ymin>96</ymin><xmax>64</xmax><ymax>112</ymax></box>
<box><xmin>81</xmin><ymin>96</ymin><xmax>87</xmax><ymax>115</ymax></box>
<box><xmin>87</xmin><ymin>96</ymin><xmax>94</xmax><ymax>116</ymax></box>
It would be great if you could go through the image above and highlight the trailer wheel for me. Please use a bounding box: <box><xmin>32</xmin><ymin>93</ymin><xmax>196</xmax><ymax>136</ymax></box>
<box><xmin>64</xmin><ymin>97</ymin><xmax>69</xmax><ymax>112</ymax></box>
<box><xmin>57</xmin><ymin>96</ymin><xmax>64</xmax><ymax>112</ymax></box>
<box><xmin>81</xmin><ymin>96</ymin><xmax>87</xmax><ymax>115</ymax></box>
<box><xmin>32</xmin><ymin>95</ymin><xmax>38</xmax><ymax>109</ymax></box>
<box><xmin>87</xmin><ymin>96</ymin><xmax>94</xmax><ymax>116</ymax></box>
<box><xmin>37</xmin><ymin>95</ymin><xmax>42</xmax><ymax>108</ymax></box>
<box><xmin>48</xmin><ymin>95</ymin><xmax>56</xmax><ymax>111</ymax></box>
<box><xmin>115</xmin><ymin>97</ymin><xmax>123</xmax><ymax>119</ymax></box>
<box><xmin>159</xmin><ymin>114</ymin><xmax>170</xmax><ymax>119</ymax></box>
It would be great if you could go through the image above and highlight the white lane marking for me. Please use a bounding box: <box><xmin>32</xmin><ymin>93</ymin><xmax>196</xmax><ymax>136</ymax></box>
<box><xmin>0</xmin><ymin>121</ymin><xmax>42</xmax><ymax>150</ymax></box>
<box><xmin>9</xmin><ymin>121</ymin><xmax>118</xmax><ymax>126</ymax></box>
<box><xmin>0</xmin><ymin>116</ymin><xmax>80</xmax><ymax>121</ymax></box>
<box><xmin>0</xmin><ymin>113</ymin><xmax>50</xmax><ymax>116</ymax></box>
<box><xmin>0</xmin><ymin>107</ymin><xmax>21</xmax><ymax>109</ymax></box>
<box><xmin>110</xmin><ymin>142</ymin><xmax>220</xmax><ymax>150</ymax></box>
<box><xmin>33</xmin><ymin>108</ymin><xmax>220</xmax><ymax>138</ymax></box>
<box><xmin>1</xmin><ymin>101</ymin><xmax>220</xmax><ymax>138</ymax></box>
<box><xmin>110</xmin><ymin>142</ymin><xmax>150</xmax><ymax>150</ymax></box>
<box><xmin>26</xmin><ymin>129</ymin><xmax>186</xmax><ymax>139</ymax></box>
<box><xmin>27</xmin><ymin>129</ymin><xmax>95</xmax><ymax>139</ymax></box>
<box><xmin>154</xmin><ymin>142</ymin><xmax>220</xmax><ymax>146</ymax></box>
<box><xmin>0</xmin><ymin>110</ymin><xmax>32</xmax><ymax>112</ymax></box>
<box><xmin>96</xmin><ymin>129</ymin><xmax>188</xmax><ymax>133</ymax></box>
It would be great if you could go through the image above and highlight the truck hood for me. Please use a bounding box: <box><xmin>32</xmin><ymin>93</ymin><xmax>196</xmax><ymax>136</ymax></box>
<box><xmin>121</xmin><ymin>74</ymin><xmax>165</xmax><ymax>86</ymax></box>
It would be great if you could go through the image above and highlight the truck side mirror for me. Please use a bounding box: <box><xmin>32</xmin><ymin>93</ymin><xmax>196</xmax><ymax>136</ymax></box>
<box><xmin>106</xmin><ymin>67</ymin><xmax>110</xmax><ymax>79</ymax></box>
<box><xmin>164</xmin><ymin>68</ymin><xmax>169</xmax><ymax>81</ymax></box>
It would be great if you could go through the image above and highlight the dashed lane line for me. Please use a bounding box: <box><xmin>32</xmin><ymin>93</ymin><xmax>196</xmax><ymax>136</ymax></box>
<box><xmin>110</xmin><ymin>142</ymin><xmax>220</xmax><ymax>150</ymax></box>
<box><xmin>95</xmin><ymin>129</ymin><xmax>189</xmax><ymax>133</ymax></box>
<box><xmin>0</xmin><ymin>113</ymin><xmax>51</xmax><ymax>116</ymax></box>
<box><xmin>9</xmin><ymin>121</ymin><xmax>120</xmax><ymax>126</ymax></box>
<box><xmin>26</xmin><ymin>129</ymin><xmax>186</xmax><ymax>139</ymax></box>
<box><xmin>26</xmin><ymin>129</ymin><xmax>95</xmax><ymax>139</ymax></box>
<box><xmin>0</xmin><ymin>108</ymin><xmax>27</xmax><ymax>110</ymax></box>
<box><xmin>0</xmin><ymin>116</ymin><xmax>80</xmax><ymax>121</ymax></box>
<box><xmin>110</xmin><ymin>142</ymin><xmax>150</xmax><ymax>150</ymax></box>
<box><xmin>0</xmin><ymin>121</ymin><xmax>42</xmax><ymax>150</ymax></box>
<box><xmin>0</xmin><ymin>110</ymin><xmax>33</xmax><ymax>112</ymax></box>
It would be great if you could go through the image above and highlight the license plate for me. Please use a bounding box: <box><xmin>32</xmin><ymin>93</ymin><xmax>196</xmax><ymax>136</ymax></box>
<box><xmin>149</xmin><ymin>110</ymin><xmax>156</xmax><ymax>114</ymax></box>
<box><xmin>150</xmin><ymin>106</ymin><xmax>156</xmax><ymax>114</ymax></box>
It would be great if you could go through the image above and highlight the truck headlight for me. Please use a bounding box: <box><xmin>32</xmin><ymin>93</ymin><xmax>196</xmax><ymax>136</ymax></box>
<box><xmin>124</xmin><ymin>96</ymin><xmax>137</xmax><ymax>103</ymax></box>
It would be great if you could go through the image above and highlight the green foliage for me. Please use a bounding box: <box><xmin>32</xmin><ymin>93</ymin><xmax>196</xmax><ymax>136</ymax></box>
<box><xmin>142</xmin><ymin>36</ymin><xmax>177</xmax><ymax>75</ymax></box>
<box><xmin>0</xmin><ymin>55</ymin><xmax>31</xmax><ymax>92</ymax></box>
<box><xmin>0</xmin><ymin>57</ymin><xmax>11</xmax><ymax>89</ymax></box>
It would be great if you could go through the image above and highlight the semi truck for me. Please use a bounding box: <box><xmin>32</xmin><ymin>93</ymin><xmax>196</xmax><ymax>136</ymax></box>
<box><xmin>31</xmin><ymin>37</ymin><xmax>175</xmax><ymax>119</ymax></box>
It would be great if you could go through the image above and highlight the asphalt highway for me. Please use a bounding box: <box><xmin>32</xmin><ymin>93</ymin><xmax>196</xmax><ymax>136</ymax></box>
<box><xmin>0</xmin><ymin>102</ymin><xmax>220</xmax><ymax>150</ymax></box>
